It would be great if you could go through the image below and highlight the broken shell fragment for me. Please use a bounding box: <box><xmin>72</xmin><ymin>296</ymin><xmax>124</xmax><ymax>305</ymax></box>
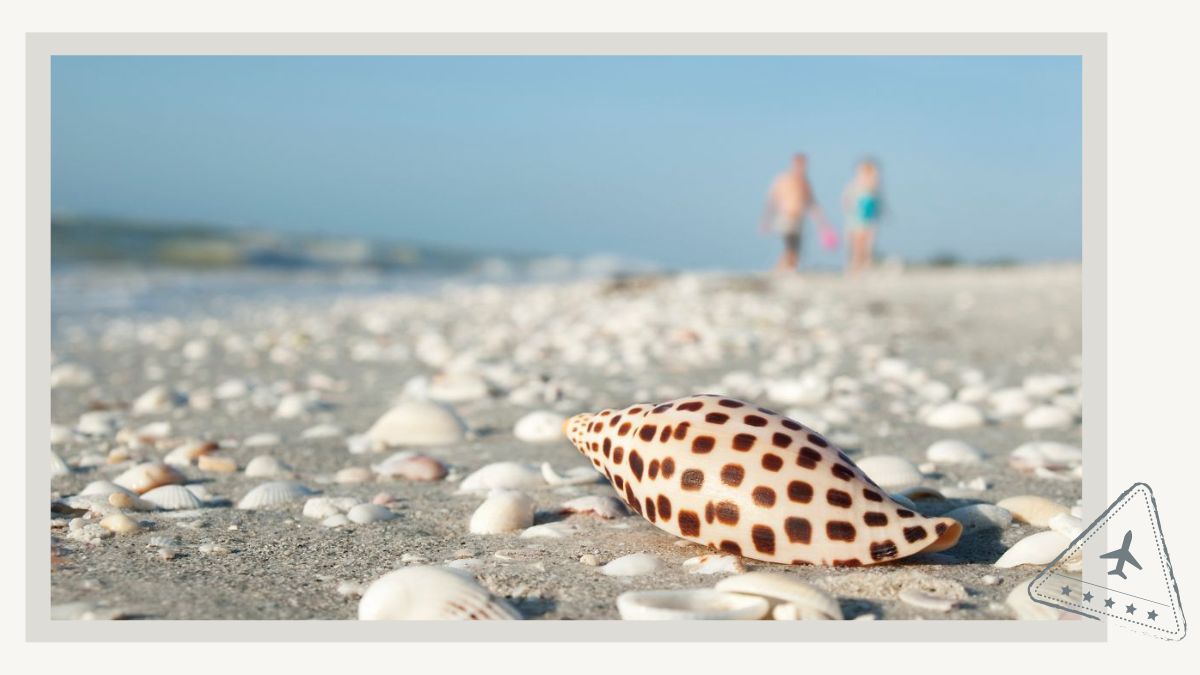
<box><xmin>559</xmin><ymin>495</ymin><xmax>627</xmax><ymax>519</ymax></box>
<box><xmin>994</xmin><ymin>530</ymin><xmax>1070</xmax><ymax>568</ymax></box>
<box><xmin>714</xmin><ymin>572</ymin><xmax>843</xmax><ymax>620</ymax></box>
<box><xmin>600</xmin><ymin>553</ymin><xmax>664</xmax><ymax>577</ymax></box>
<box><xmin>617</xmin><ymin>589</ymin><xmax>769</xmax><ymax>620</ymax></box>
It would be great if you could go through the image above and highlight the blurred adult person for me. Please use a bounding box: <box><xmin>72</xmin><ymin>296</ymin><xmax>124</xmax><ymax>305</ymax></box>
<box><xmin>759</xmin><ymin>153</ymin><xmax>834</xmax><ymax>273</ymax></box>
<box><xmin>843</xmin><ymin>158</ymin><xmax>884</xmax><ymax>274</ymax></box>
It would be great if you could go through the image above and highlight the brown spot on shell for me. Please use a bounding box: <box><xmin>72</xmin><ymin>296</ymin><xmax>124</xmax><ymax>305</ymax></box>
<box><xmin>751</xmin><ymin>525</ymin><xmax>775</xmax><ymax>554</ymax></box>
<box><xmin>639</xmin><ymin>425</ymin><xmax>657</xmax><ymax>442</ymax></box>
<box><xmin>743</xmin><ymin>414</ymin><xmax>768</xmax><ymax>427</ymax></box>
<box><xmin>673</xmin><ymin>422</ymin><xmax>690</xmax><ymax>441</ymax></box>
<box><xmin>864</xmin><ymin>511</ymin><xmax>889</xmax><ymax>527</ymax></box>
<box><xmin>761</xmin><ymin>453</ymin><xmax>783</xmax><ymax>471</ymax></box>
<box><xmin>648</xmin><ymin>459</ymin><xmax>659</xmax><ymax>479</ymax></box>
<box><xmin>797</xmin><ymin>447</ymin><xmax>822</xmax><ymax>469</ymax></box>
<box><xmin>784</xmin><ymin>517</ymin><xmax>812</xmax><ymax>544</ymax></box>
<box><xmin>827</xmin><ymin>521</ymin><xmax>857</xmax><ymax>542</ymax></box>
<box><xmin>732</xmin><ymin>433</ymin><xmax>756</xmax><ymax>451</ymax></box>
<box><xmin>628</xmin><ymin>450</ymin><xmax>644</xmax><ymax>480</ymax></box>
<box><xmin>692</xmin><ymin>436</ymin><xmax>715</xmax><ymax>454</ymax></box>
<box><xmin>831</xmin><ymin>464</ymin><xmax>855</xmax><ymax>481</ymax></box>
<box><xmin>720</xmin><ymin>541</ymin><xmax>742</xmax><ymax>555</ymax></box>
<box><xmin>787</xmin><ymin>480</ymin><xmax>814</xmax><ymax>503</ymax></box>
<box><xmin>870</xmin><ymin>540</ymin><xmax>899</xmax><ymax>561</ymax></box>
<box><xmin>720</xmin><ymin>464</ymin><xmax>745</xmax><ymax>487</ymax></box>
<box><xmin>660</xmin><ymin>457</ymin><xmax>675</xmax><ymax>479</ymax></box>
<box><xmin>678</xmin><ymin>510</ymin><xmax>701</xmax><ymax>536</ymax></box>
<box><xmin>680</xmin><ymin>469</ymin><xmax>704</xmax><ymax>491</ymax></box>
<box><xmin>903</xmin><ymin>525</ymin><xmax>928</xmax><ymax>543</ymax></box>
<box><xmin>863</xmin><ymin>489</ymin><xmax>884</xmax><ymax>502</ymax></box>
<box><xmin>715</xmin><ymin>501</ymin><xmax>739</xmax><ymax>525</ymax></box>
<box><xmin>657</xmin><ymin>495</ymin><xmax>672</xmax><ymax>520</ymax></box>
<box><xmin>826</xmin><ymin>489</ymin><xmax>852</xmax><ymax>508</ymax></box>
<box><xmin>705</xmin><ymin>412</ymin><xmax>730</xmax><ymax>424</ymax></box>
<box><xmin>718</xmin><ymin>399</ymin><xmax>744</xmax><ymax>408</ymax></box>
<box><xmin>677</xmin><ymin>401</ymin><xmax>703</xmax><ymax>412</ymax></box>
<box><xmin>644</xmin><ymin>497</ymin><xmax>657</xmax><ymax>522</ymax></box>
<box><xmin>752</xmin><ymin>486</ymin><xmax>777</xmax><ymax>507</ymax></box>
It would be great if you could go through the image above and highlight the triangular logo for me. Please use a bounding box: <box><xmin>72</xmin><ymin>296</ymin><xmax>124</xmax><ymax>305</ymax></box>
<box><xmin>1030</xmin><ymin>483</ymin><xmax>1186</xmax><ymax>640</ymax></box>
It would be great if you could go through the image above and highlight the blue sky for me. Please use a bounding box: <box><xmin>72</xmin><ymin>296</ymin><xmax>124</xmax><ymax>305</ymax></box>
<box><xmin>51</xmin><ymin>56</ymin><xmax>1081</xmax><ymax>270</ymax></box>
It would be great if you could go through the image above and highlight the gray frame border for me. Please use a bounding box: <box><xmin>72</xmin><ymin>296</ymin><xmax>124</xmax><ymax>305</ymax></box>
<box><xmin>27</xmin><ymin>32</ymin><xmax>1105</xmax><ymax>642</ymax></box>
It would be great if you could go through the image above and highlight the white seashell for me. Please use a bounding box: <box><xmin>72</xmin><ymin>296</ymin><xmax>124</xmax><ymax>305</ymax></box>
<box><xmin>540</xmin><ymin>463</ymin><xmax>600</xmax><ymax>486</ymax></box>
<box><xmin>50</xmin><ymin>424</ymin><xmax>72</xmax><ymax>445</ymax></box>
<box><xmin>366</xmin><ymin>400</ymin><xmax>467</xmax><ymax>447</ymax></box>
<box><xmin>113</xmin><ymin>462</ymin><xmax>185</xmax><ymax>494</ymax></box>
<box><xmin>322</xmin><ymin>514</ymin><xmax>350</xmax><ymax>528</ymax></box>
<box><xmin>681</xmin><ymin>554</ymin><xmax>745</xmax><ymax>575</ymax></box>
<box><xmin>996</xmin><ymin>495</ymin><xmax>1069</xmax><ymax>527</ymax></box>
<box><xmin>955</xmin><ymin>383</ymin><xmax>991</xmax><ymax>404</ymax></box>
<box><xmin>1006</xmin><ymin>579</ymin><xmax>1072</xmax><ymax>620</ymax></box>
<box><xmin>714</xmin><ymin>572</ymin><xmax>843</xmax><ymax>620</ymax></box>
<box><xmin>347</xmin><ymin>504</ymin><xmax>396</xmax><ymax>524</ymax></box>
<box><xmin>358</xmin><ymin>566</ymin><xmax>521</xmax><ymax>620</ymax></box>
<box><xmin>99</xmin><ymin>513</ymin><xmax>140</xmax><ymax>535</ymax></box>
<box><xmin>51</xmin><ymin>452</ymin><xmax>72</xmax><ymax>477</ymax></box>
<box><xmin>772</xmin><ymin>603</ymin><xmax>839</xmax><ymax>621</ymax></box>
<box><xmin>300</xmin><ymin>423</ymin><xmax>342</xmax><ymax>439</ymax></box>
<box><xmin>274</xmin><ymin>393</ymin><xmax>312</xmax><ymax>419</ymax></box>
<box><xmin>875</xmin><ymin>358</ymin><xmax>910</xmax><ymax>381</ymax></box>
<box><xmin>337</xmin><ymin>467</ymin><xmax>374</xmax><ymax>484</ymax></box>
<box><xmin>925</xmin><ymin>439</ymin><xmax>985</xmax><ymax>465</ymax></box>
<box><xmin>244</xmin><ymin>455</ymin><xmax>292</xmax><ymax>478</ymax></box>
<box><xmin>426</xmin><ymin>372</ymin><xmax>490</xmax><ymax>403</ymax></box>
<box><xmin>77</xmin><ymin>410</ymin><xmax>124</xmax><ymax>436</ymax></box>
<box><xmin>1048</xmin><ymin>512</ymin><xmax>1083</xmax><ymax>540</ymax></box>
<box><xmin>916</xmin><ymin>380</ymin><xmax>953</xmax><ymax>403</ymax></box>
<box><xmin>243</xmin><ymin>432</ymin><xmax>282</xmax><ymax>448</ymax></box>
<box><xmin>1009</xmin><ymin>441</ymin><xmax>1082</xmax><ymax>473</ymax></box>
<box><xmin>237</xmin><ymin>481</ymin><xmax>317</xmax><ymax>510</ymax></box>
<box><xmin>141</xmin><ymin>484</ymin><xmax>204</xmax><ymax>510</ymax></box>
<box><xmin>855</xmin><ymin>455</ymin><xmax>924</xmax><ymax>489</ymax></box>
<box><xmin>50</xmin><ymin>363</ymin><xmax>94</xmax><ymax>388</ymax></box>
<box><xmin>898</xmin><ymin>588</ymin><xmax>957</xmax><ymax>613</ymax></box>
<box><xmin>941</xmin><ymin>504</ymin><xmax>1012</xmax><ymax>531</ymax></box>
<box><xmin>79</xmin><ymin>480</ymin><xmax>135</xmax><ymax>498</ymax></box>
<box><xmin>600</xmin><ymin>553</ymin><xmax>664</xmax><ymax>577</ymax></box>
<box><xmin>616</xmin><ymin>589</ymin><xmax>768</xmax><ymax>620</ymax></box>
<box><xmin>513</xmin><ymin>410</ymin><xmax>566</xmax><ymax>442</ymax></box>
<box><xmin>924</xmin><ymin>402</ymin><xmax>984</xmax><ymax>429</ymax></box>
<box><xmin>469</xmin><ymin>491</ymin><xmax>535</xmax><ymax>534</ymax></box>
<box><xmin>989</xmin><ymin>387</ymin><xmax>1034</xmax><ymax>418</ymax></box>
<box><xmin>1022</xmin><ymin>405</ymin><xmax>1074</xmax><ymax>429</ymax></box>
<box><xmin>458</xmin><ymin>462</ymin><xmax>544</xmax><ymax>493</ymax></box>
<box><xmin>371</xmin><ymin>453</ymin><xmax>447</xmax><ymax>481</ymax></box>
<box><xmin>559</xmin><ymin>495</ymin><xmax>627</xmax><ymax>519</ymax></box>
<box><xmin>303</xmin><ymin>497</ymin><xmax>345</xmax><ymax>519</ymax></box>
<box><xmin>107</xmin><ymin>491</ymin><xmax>156</xmax><ymax>511</ymax></box>
<box><xmin>981</xmin><ymin>574</ymin><xmax>1001</xmax><ymax>586</ymax></box>
<box><xmin>131</xmin><ymin>385</ymin><xmax>185</xmax><ymax>416</ymax></box>
<box><xmin>994</xmin><ymin>530</ymin><xmax>1070</xmax><ymax>568</ymax></box>
<box><xmin>134</xmin><ymin>420</ymin><xmax>172</xmax><ymax>439</ymax></box>
<box><xmin>519</xmin><ymin>522</ymin><xmax>576</xmax><ymax>539</ymax></box>
<box><xmin>163</xmin><ymin>439</ymin><xmax>219</xmax><ymax>467</ymax></box>
<box><xmin>214</xmin><ymin>378</ymin><xmax>249</xmax><ymax>399</ymax></box>
<box><xmin>1023</xmin><ymin>373</ymin><xmax>1071</xmax><ymax>398</ymax></box>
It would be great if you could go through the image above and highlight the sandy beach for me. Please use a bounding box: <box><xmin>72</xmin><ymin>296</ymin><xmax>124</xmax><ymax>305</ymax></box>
<box><xmin>48</xmin><ymin>264</ymin><xmax>1083</xmax><ymax>620</ymax></box>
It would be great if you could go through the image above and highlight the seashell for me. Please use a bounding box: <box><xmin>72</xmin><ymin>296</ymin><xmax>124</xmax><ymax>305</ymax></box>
<box><xmin>303</xmin><ymin>497</ymin><xmax>346</xmax><ymax>519</ymax></box>
<box><xmin>469</xmin><ymin>491</ymin><xmax>535</xmax><ymax>534</ymax></box>
<box><xmin>77</xmin><ymin>410</ymin><xmax>125</xmax><ymax>436</ymax></box>
<box><xmin>214</xmin><ymin>378</ymin><xmax>249</xmax><ymax>399</ymax></box>
<box><xmin>131</xmin><ymin>385</ymin><xmax>185</xmax><ymax>416</ymax></box>
<box><xmin>164</xmin><ymin>440</ymin><xmax>219</xmax><ymax>467</ymax></box>
<box><xmin>925</xmin><ymin>439</ymin><xmax>984</xmax><ymax>465</ymax></box>
<box><xmin>1006</xmin><ymin>578</ymin><xmax>1074</xmax><ymax>620</ymax></box>
<box><xmin>565</xmin><ymin>396</ymin><xmax>961</xmax><ymax>566</ymax></box>
<box><xmin>336</xmin><ymin>467</ymin><xmax>374</xmax><ymax>484</ymax></box>
<box><xmin>274</xmin><ymin>393</ymin><xmax>312</xmax><ymax>419</ymax></box>
<box><xmin>99</xmin><ymin>513</ymin><xmax>140</xmax><ymax>535</ymax></box>
<box><xmin>50</xmin><ymin>424</ymin><xmax>72</xmax><ymax>445</ymax></box>
<box><xmin>519</xmin><ymin>522</ymin><xmax>576</xmax><ymax>539</ymax></box>
<box><xmin>1023</xmin><ymin>373</ymin><xmax>1071</xmax><ymax>398</ymax></box>
<box><xmin>854</xmin><ymin>455</ymin><xmax>924</xmax><ymax>489</ymax></box>
<box><xmin>141</xmin><ymin>484</ymin><xmax>205</xmax><ymax>510</ymax></box>
<box><xmin>50</xmin><ymin>363</ymin><xmax>94</xmax><ymax>388</ymax></box>
<box><xmin>1022</xmin><ymin>405</ymin><xmax>1074</xmax><ymax>430</ymax></box>
<box><xmin>323</xmin><ymin>514</ymin><xmax>350</xmax><ymax>528</ymax></box>
<box><xmin>113</xmin><ymin>462</ymin><xmax>185</xmax><ymax>495</ymax></box>
<box><xmin>458</xmin><ymin>462</ymin><xmax>544</xmax><ymax>493</ymax></box>
<box><xmin>243</xmin><ymin>432</ymin><xmax>282</xmax><ymax>448</ymax></box>
<box><xmin>300</xmin><ymin>423</ymin><xmax>342</xmax><ymax>439</ymax></box>
<box><xmin>358</xmin><ymin>566</ymin><xmax>521</xmax><ymax>620</ymax></box>
<box><xmin>51</xmin><ymin>452</ymin><xmax>72</xmax><ymax>477</ymax></box>
<box><xmin>616</xmin><ymin>589</ymin><xmax>768</xmax><ymax>620</ymax></box>
<box><xmin>1008</xmin><ymin>441</ymin><xmax>1082</xmax><ymax>473</ymax></box>
<box><xmin>989</xmin><ymin>387</ymin><xmax>1034</xmax><ymax>418</ymax></box>
<box><xmin>771</xmin><ymin>603</ymin><xmax>840</xmax><ymax>620</ymax></box>
<box><xmin>134</xmin><ymin>421</ymin><xmax>172</xmax><ymax>440</ymax></box>
<box><xmin>996</xmin><ymin>495</ymin><xmax>1069</xmax><ymax>527</ymax></box>
<box><xmin>366</xmin><ymin>400</ymin><xmax>467</xmax><ymax>447</ymax></box>
<box><xmin>898</xmin><ymin>588</ymin><xmax>957</xmax><ymax>613</ymax></box>
<box><xmin>244</xmin><ymin>455</ymin><xmax>293</xmax><ymax>478</ymax></box>
<box><xmin>237</xmin><ymin>481</ymin><xmax>317</xmax><ymax>510</ymax></box>
<box><xmin>600</xmin><ymin>552</ymin><xmax>664</xmax><ymax>577</ymax></box>
<box><xmin>541</xmin><ymin>462</ymin><xmax>601</xmax><ymax>486</ymax></box>
<box><xmin>372</xmin><ymin>453</ymin><xmax>447</xmax><ymax>481</ymax></box>
<box><xmin>941</xmin><ymin>504</ymin><xmax>1012</xmax><ymax>531</ymax></box>
<box><xmin>513</xmin><ymin>410</ymin><xmax>567</xmax><ymax>442</ymax></box>
<box><xmin>994</xmin><ymin>530</ymin><xmax>1070</xmax><ymax>568</ymax></box>
<box><xmin>426</xmin><ymin>372</ymin><xmax>490</xmax><ymax>403</ymax></box>
<box><xmin>714</xmin><ymin>571</ymin><xmax>843</xmax><ymax>620</ymax></box>
<box><xmin>1048</xmin><ymin>512</ymin><xmax>1083</xmax><ymax>540</ymax></box>
<box><xmin>80</xmin><ymin>480</ymin><xmax>135</xmax><ymax>498</ymax></box>
<box><xmin>197</xmin><ymin>455</ymin><xmax>237</xmax><ymax>473</ymax></box>
<box><xmin>108</xmin><ymin>492</ymin><xmax>156</xmax><ymax>511</ymax></box>
<box><xmin>955</xmin><ymin>383</ymin><xmax>991</xmax><ymax>404</ymax></box>
<box><xmin>681</xmin><ymin>554</ymin><xmax>745</xmax><ymax>575</ymax></box>
<box><xmin>559</xmin><ymin>495</ymin><xmax>628</xmax><ymax>519</ymax></box>
<box><xmin>924</xmin><ymin>402</ymin><xmax>984</xmax><ymax>429</ymax></box>
<box><xmin>347</xmin><ymin>503</ymin><xmax>396</xmax><ymax>524</ymax></box>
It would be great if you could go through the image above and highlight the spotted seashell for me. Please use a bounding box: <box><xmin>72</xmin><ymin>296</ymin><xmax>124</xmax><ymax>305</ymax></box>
<box><xmin>141</xmin><ymin>484</ymin><xmax>205</xmax><ymax>511</ymax></box>
<box><xmin>236</xmin><ymin>481</ymin><xmax>317</xmax><ymax>510</ymax></box>
<box><xmin>358</xmin><ymin>566</ymin><xmax>521</xmax><ymax>620</ymax></box>
<box><xmin>565</xmin><ymin>395</ymin><xmax>962</xmax><ymax>567</ymax></box>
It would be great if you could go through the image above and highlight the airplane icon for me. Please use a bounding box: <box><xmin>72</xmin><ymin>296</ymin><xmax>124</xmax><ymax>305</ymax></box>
<box><xmin>1100</xmin><ymin>530</ymin><xmax>1142</xmax><ymax>579</ymax></box>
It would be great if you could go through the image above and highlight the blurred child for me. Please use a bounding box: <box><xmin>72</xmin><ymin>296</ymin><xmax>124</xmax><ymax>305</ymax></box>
<box><xmin>759</xmin><ymin>153</ymin><xmax>835</xmax><ymax>273</ymax></box>
<box><xmin>842</xmin><ymin>158</ymin><xmax>883</xmax><ymax>274</ymax></box>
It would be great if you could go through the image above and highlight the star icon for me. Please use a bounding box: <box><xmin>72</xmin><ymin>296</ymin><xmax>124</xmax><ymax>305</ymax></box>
<box><xmin>1126</xmin><ymin>603</ymin><xmax>1137</xmax><ymax>615</ymax></box>
<box><xmin>1061</xmin><ymin>585</ymin><xmax>1072</xmax><ymax>596</ymax></box>
<box><xmin>1147</xmin><ymin>610</ymin><xmax>1158</xmax><ymax>621</ymax></box>
<box><xmin>1082</xmin><ymin>591</ymin><xmax>1094</xmax><ymax>603</ymax></box>
<box><xmin>1104</xmin><ymin>597</ymin><xmax>1115</xmax><ymax>608</ymax></box>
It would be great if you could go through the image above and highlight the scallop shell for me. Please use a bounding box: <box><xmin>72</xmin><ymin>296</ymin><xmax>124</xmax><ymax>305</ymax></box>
<box><xmin>714</xmin><ymin>572</ymin><xmax>843</xmax><ymax>620</ymax></box>
<box><xmin>996</xmin><ymin>495</ymin><xmax>1069</xmax><ymax>527</ymax></box>
<box><xmin>854</xmin><ymin>455</ymin><xmax>924</xmax><ymax>489</ymax></box>
<box><xmin>925</xmin><ymin>439</ymin><xmax>985</xmax><ymax>465</ymax></box>
<box><xmin>513</xmin><ymin>410</ymin><xmax>566</xmax><ymax>442</ymax></box>
<box><xmin>600</xmin><ymin>553</ymin><xmax>664</xmax><ymax>577</ymax></box>
<box><xmin>566</xmin><ymin>396</ymin><xmax>962</xmax><ymax>566</ymax></box>
<box><xmin>366</xmin><ymin>400</ymin><xmax>467</xmax><ymax>446</ymax></box>
<box><xmin>113</xmin><ymin>462</ymin><xmax>185</xmax><ymax>495</ymax></box>
<box><xmin>358</xmin><ymin>566</ymin><xmax>521</xmax><ymax>620</ymax></box>
<box><xmin>236</xmin><ymin>481</ymin><xmax>317</xmax><ymax>510</ymax></box>
<box><xmin>468</xmin><ymin>491</ymin><xmax>535</xmax><ymax>534</ymax></box>
<box><xmin>993</xmin><ymin>530</ymin><xmax>1070</xmax><ymax>568</ymax></box>
<box><xmin>616</xmin><ymin>589</ymin><xmax>768</xmax><ymax>620</ymax></box>
<box><xmin>458</xmin><ymin>462</ymin><xmax>544</xmax><ymax>493</ymax></box>
<box><xmin>141</xmin><ymin>484</ymin><xmax>205</xmax><ymax>510</ymax></box>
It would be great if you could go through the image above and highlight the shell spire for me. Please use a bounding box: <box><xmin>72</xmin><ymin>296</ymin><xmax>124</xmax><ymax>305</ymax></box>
<box><xmin>566</xmin><ymin>395</ymin><xmax>961</xmax><ymax>567</ymax></box>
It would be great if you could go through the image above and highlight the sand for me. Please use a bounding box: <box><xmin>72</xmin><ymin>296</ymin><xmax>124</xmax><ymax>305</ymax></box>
<box><xmin>49</xmin><ymin>264</ymin><xmax>1082</xmax><ymax>620</ymax></box>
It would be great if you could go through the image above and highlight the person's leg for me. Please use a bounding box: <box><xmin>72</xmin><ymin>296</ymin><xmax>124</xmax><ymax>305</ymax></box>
<box><xmin>861</xmin><ymin>227</ymin><xmax>876</xmax><ymax>269</ymax></box>
<box><xmin>779</xmin><ymin>232</ymin><xmax>800</xmax><ymax>272</ymax></box>
<box><xmin>847</xmin><ymin>228</ymin><xmax>863</xmax><ymax>274</ymax></box>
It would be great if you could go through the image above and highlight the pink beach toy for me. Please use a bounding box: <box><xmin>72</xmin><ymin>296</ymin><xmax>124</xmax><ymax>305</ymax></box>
<box><xmin>819</xmin><ymin>227</ymin><xmax>840</xmax><ymax>251</ymax></box>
